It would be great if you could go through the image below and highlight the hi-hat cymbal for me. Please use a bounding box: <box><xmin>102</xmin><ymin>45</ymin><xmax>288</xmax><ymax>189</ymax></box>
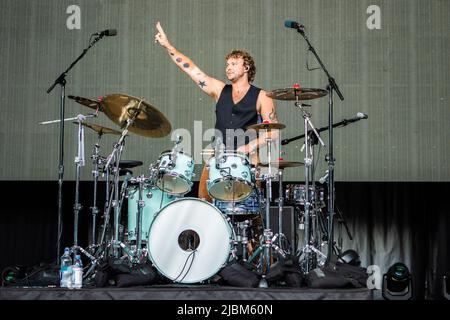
<box><xmin>68</xmin><ymin>95</ymin><xmax>103</xmax><ymax>111</ymax></box>
<box><xmin>119</xmin><ymin>160</ymin><xmax>143</xmax><ymax>169</ymax></box>
<box><xmin>101</xmin><ymin>93</ymin><xmax>171</xmax><ymax>138</ymax></box>
<box><xmin>247</xmin><ymin>123</ymin><xmax>286</xmax><ymax>131</ymax></box>
<box><xmin>79</xmin><ymin>122</ymin><xmax>121</xmax><ymax>135</ymax></box>
<box><xmin>266</xmin><ymin>88</ymin><xmax>328</xmax><ymax>101</ymax></box>
<box><xmin>257</xmin><ymin>160</ymin><xmax>304</xmax><ymax>168</ymax></box>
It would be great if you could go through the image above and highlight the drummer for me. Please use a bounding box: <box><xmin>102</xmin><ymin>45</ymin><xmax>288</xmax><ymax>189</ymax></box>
<box><xmin>154</xmin><ymin>22</ymin><xmax>279</xmax><ymax>201</ymax></box>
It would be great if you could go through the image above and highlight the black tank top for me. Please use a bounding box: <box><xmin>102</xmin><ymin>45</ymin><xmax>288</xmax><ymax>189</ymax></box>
<box><xmin>215</xmin><ymin>84</ymin><xmax>261</xmax><ymax>150</ymax></box>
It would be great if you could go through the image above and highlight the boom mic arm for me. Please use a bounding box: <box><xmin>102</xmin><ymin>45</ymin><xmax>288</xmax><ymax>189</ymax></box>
<box><xmin>281</xmin><ymin>113</ymin><xmax>368</xmax><ymax>145</ymax></box>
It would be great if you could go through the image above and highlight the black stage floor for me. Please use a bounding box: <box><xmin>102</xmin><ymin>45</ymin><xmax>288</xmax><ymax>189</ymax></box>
<box><xmin>0</xmin><ymin>285</ymin><xmax>373</xmax><ymax>300</ymax></box>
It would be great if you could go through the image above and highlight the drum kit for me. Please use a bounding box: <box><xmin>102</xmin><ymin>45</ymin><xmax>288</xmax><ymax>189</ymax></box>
<box><xmin>40</xmin><ymin>85</ymin><xmax>345</xmax><ymax>286</ymax></box>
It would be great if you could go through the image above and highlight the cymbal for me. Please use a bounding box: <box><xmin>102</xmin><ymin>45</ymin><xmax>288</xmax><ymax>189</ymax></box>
<box><xmin>247</xmin><ymin>123</ymin><xmax>286</xmax><ymax>131</ymax></box>
<box><xmin>266</xmin><ymin>88</ymin><xmax>328</xmax><ymax>101</ymax></box>
<box><xmin>119</xmin><ymin>160</ymin><xmax>143</xmax><ymax>169</ymax></box>
<box><xmin>68</xmin><ymin>95</ymin><xmax>103</xmax><ymax>111</ymax></box>
<box><xmin>79</xmin><ymin>122</ymin><xmax>121</xmax><ymax>135</ymax></box>
<box><xmin>101</xmin><ymin>93</ymin><xmax>171</xmax><ymax>138</ymax></box>
<box><xmin>257</xmin><ymin>161</ymin><xmax>304</xmax><ymax>168</ymax></box>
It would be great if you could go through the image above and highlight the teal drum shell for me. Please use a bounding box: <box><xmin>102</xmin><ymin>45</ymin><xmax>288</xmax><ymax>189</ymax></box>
<box><xmin>127</xmin><ymin>186</ymin><xmax>179</xmax><ymax>242</ymax></box>
<box><xmin>207</xmin><ymin>152</ymin><xmax>254</xmax><ymax>202</ymax></box>
<box><xmin>214</xmin><ymin>187</ymin><xmax>262</xmax><ymax>216</ymax></box>
<box><xmin>156</xmin><ymin>151</ymin><xmax>194</xmax><ymax>195</ymax></box>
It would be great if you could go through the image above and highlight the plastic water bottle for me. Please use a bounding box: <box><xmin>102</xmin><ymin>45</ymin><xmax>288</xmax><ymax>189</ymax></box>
<box><xmin>60</xmin><ymin>247</ymin><xmax>73</xmax><ymax>288</ymax></box>
<box><xmin>72</xmin><ymin>255</ymin><xmax>83</xmax><ymax>289</ymax></box>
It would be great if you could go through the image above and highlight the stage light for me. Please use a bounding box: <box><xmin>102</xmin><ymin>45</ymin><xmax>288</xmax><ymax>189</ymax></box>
<box><xmin>443</xmin><ymin>271</ymin><xmax>450</xmax><ymax>300</ymax></box>
<box><xmin>338</xmin><ymin>249</ymin><xmax>361</xmax><ymax>267</ymax></box>
<box><xmin>382</xmin><ymin>262</ymin><xmax>412</xmax><ymax>300</ymax></box>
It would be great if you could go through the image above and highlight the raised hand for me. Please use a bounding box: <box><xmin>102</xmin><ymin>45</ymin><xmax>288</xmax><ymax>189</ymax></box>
<box><xmin>154</xmin><ymin>21</ymin><xmax>171</xmax><ymax>48</ymax></box>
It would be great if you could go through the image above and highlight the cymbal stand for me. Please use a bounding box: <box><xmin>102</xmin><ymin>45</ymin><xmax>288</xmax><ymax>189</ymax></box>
<box><xmin>255</xmin><ymin>136</ymin><xmax>286</xmax><ymax>287</ymax></box>
<box><xmin>274</xmin><ymin>167</ymin><xmax>291</xmax><ymax>253</ymax></box>
<box><xmin>39</xmin><ymin>112</ymin><xmax>98</xmax><ymax>255</ymax></box>
<box><xmin>104</xmin><ymin>101</ymin><xmax>144</xmax><ymax>260</ymax></box>
<box><xmin>89</xmin><ymin>131</ymin><xmax>105</xmax><ymax>250</ymax></box>
<box><xmin>72</xmin><ymin>113</ymin><xmax>98</xmax><ymax>255</ymax></box>
<box><xmin>295</xmin><ymin>101</ymin><xmax>325</xmax><ymax>274</ymax></box>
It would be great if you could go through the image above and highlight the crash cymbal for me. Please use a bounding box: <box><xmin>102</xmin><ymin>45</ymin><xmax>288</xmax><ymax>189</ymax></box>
<box><xmin>266</xmin><ymin>88</ymin><xmax>328</xmax><ymax>101</ymax></box>
<box><xmin>79</xmin><ymin>122</ymin><xmax>121</xmax><ymax>135</ymax></box>
<box><xmin>119</xmin><ymin>160</ymin><xmax>143</xmax><ymax>169</ymax></box>
<box><xmin>101</xmin><ymin>93</ymin><xmax>171</xmax><ymax>138</ymax></box>
<box><xmin>68</xmin><ymin>95</ymin><xmax>103</xmax><ymax>111</ymax></box>
<box><xmin>247</xmin><ymin>122</ymin><xmax>286</xmax><ymax>131</ymax></box>
<box><xmin>257</xmin><ymin>160</ymin><xmax>304</xmax><ymax>168</ymax></box>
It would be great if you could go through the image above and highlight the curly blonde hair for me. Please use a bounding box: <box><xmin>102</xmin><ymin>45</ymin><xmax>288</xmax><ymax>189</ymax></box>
<box><xmin>225</xmin><ymin>50</ymin><xmax>256</xmax><ymax>83</ymax></box>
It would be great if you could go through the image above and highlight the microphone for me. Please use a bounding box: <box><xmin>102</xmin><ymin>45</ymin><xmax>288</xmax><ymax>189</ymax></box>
<box><xmin>93</xmin><ymin>29</ymin><xmax>117</xmax><ymax>37</ymax></box>
<box><xmin>319</xmin><ymin>170</ymin><xmax>329</xmax><ymax>184</ymax></box>
<box><xmin>284</xmin><ymin>20</ymin><xmax>305</xmax><ymax>31</ymax></box>
<box><xmin>357</xmin><ymin>112</ymin><xmax>368</xmax><ymax>119</ymax></box>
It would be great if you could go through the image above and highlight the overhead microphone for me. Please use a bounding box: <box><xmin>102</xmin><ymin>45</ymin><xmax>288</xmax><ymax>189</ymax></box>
<box><xmin>284</xmin><ymin>20</ymin><xmax>305</xmax><ymax>31</ymax></box>
<box><xmin>356</xmin><ymin>112</ymin><xmax>368</xmax><ymax>119</ymax></box>
<box><xmin>93</xmin><ymin>29</ymin><xmax>117</xmax><ymax>37</ymax></box>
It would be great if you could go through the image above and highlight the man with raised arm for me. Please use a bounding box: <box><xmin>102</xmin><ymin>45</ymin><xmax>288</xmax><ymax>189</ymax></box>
<box><xmin>154</xmin><ymin>21</ymin><xmax>278</xmax><ymax>201</ymax></box>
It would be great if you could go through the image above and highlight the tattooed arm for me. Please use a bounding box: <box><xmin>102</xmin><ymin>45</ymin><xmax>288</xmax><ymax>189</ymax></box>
<box><xmin>154</xmin><ymin>22</ymin><xmax>225</xmax><ymax>101</ymax></box>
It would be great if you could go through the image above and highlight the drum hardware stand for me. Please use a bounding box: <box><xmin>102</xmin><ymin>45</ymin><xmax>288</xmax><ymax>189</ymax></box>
<box><xmin>128</xmin><ymin>175</ymin><xmax>149</xmax><ymax>262</ymax></box>
<box><xmin>294</xmin><ymin>100</ymin><xmax>326</xmax><ymax>274</ymax></box>
<box><xmin>40</xmin><ymin>112</ymin><xmax>98</xmax><ymax>258</ymax></box>
<box><xmin>234</xmin><ymin>220</ymin><xmax>251</xmax><ymax>261</ymax></box>
<box><xmin>102</xmin><ymin>101</ymin><xmax>144</xmax><ymax>260</ymax></box>
<box><xmin>88</xmin><ymin>131</ymin><xmax>106</xmax><ymax>250</ymax></box>
<box><xmin>71</xmin><ymin>113</ymin><xmax>103</xmax><ymax>259</ymax></box>
<box><xmin>273</xmin><ymin>167</ymin><xmax>292</xmax><ymax>254</ymax></box>
<box><xmin>72</xmin><ymin>244</ymin><xmax>98</xmax><ymax>279</ymax></box>
<box><xmin>252</xmin><ymin>135</ymin><xmax>287</xmax><ymax>287</ymax></box>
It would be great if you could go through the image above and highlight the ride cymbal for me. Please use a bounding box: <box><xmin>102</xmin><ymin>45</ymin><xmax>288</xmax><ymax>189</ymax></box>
<box><xmin>266</xmin><ymin>88</ymin><xmax>328</xmax><ymax>101</ymax></box>
<box><xmin>101</xmin><ymin>93</ymin><xmax>171</xmax><ymax>138</ymax></box>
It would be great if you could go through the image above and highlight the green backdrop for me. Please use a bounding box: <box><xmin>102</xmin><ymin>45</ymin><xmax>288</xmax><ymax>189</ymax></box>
<box><xmin>0</xmin><ymin>0</ymin><xmax>449</xmax><ymax>181</ymax></box>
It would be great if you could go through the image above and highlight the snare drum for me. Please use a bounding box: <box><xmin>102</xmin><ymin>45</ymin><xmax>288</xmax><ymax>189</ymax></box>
<box><xmin>127</xmin><ymin>186</ymin><xmax>179</xmax><ymax>242</ymax></box>
<box><xmin>156</xmin><ymin>150</ymin><xmax>194</xmax><ymax>195</ymax></box>
<box><xmin>147</xmin><ymin>198</ymin><xmax>235</xmax><ymax>283</ymax></box>
<box><xmin>207</xmin><ymin>152</ymin><xmax>254</xmax><ymax>201</ymax></box>
<box><xmin>285</xmin><ymin>184</ymin><xmax>325</xmax><ymax>205</ymax></box>
<box><xmin>214</xmin><ymin>188</ymin><xmax>262</xmax><ymax>217</ymax></box>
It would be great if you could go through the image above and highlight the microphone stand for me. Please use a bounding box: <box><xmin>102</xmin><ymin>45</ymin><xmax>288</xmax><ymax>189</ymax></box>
<box><xmin>46</xmin><ymin>32</ymin><xmax>111</xmax><ymax>265</ymax></box>
<box><xmin>293</xmin><ymin>26</ymin><xmax>344</xmax><ymax>268</ymax></box>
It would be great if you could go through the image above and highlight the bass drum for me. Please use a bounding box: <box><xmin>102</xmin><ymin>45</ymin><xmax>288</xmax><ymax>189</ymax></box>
<box><xmin>147</xmin><ymin>198</ymin><xmax>234</xmax><ymax>283</ymax></box>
